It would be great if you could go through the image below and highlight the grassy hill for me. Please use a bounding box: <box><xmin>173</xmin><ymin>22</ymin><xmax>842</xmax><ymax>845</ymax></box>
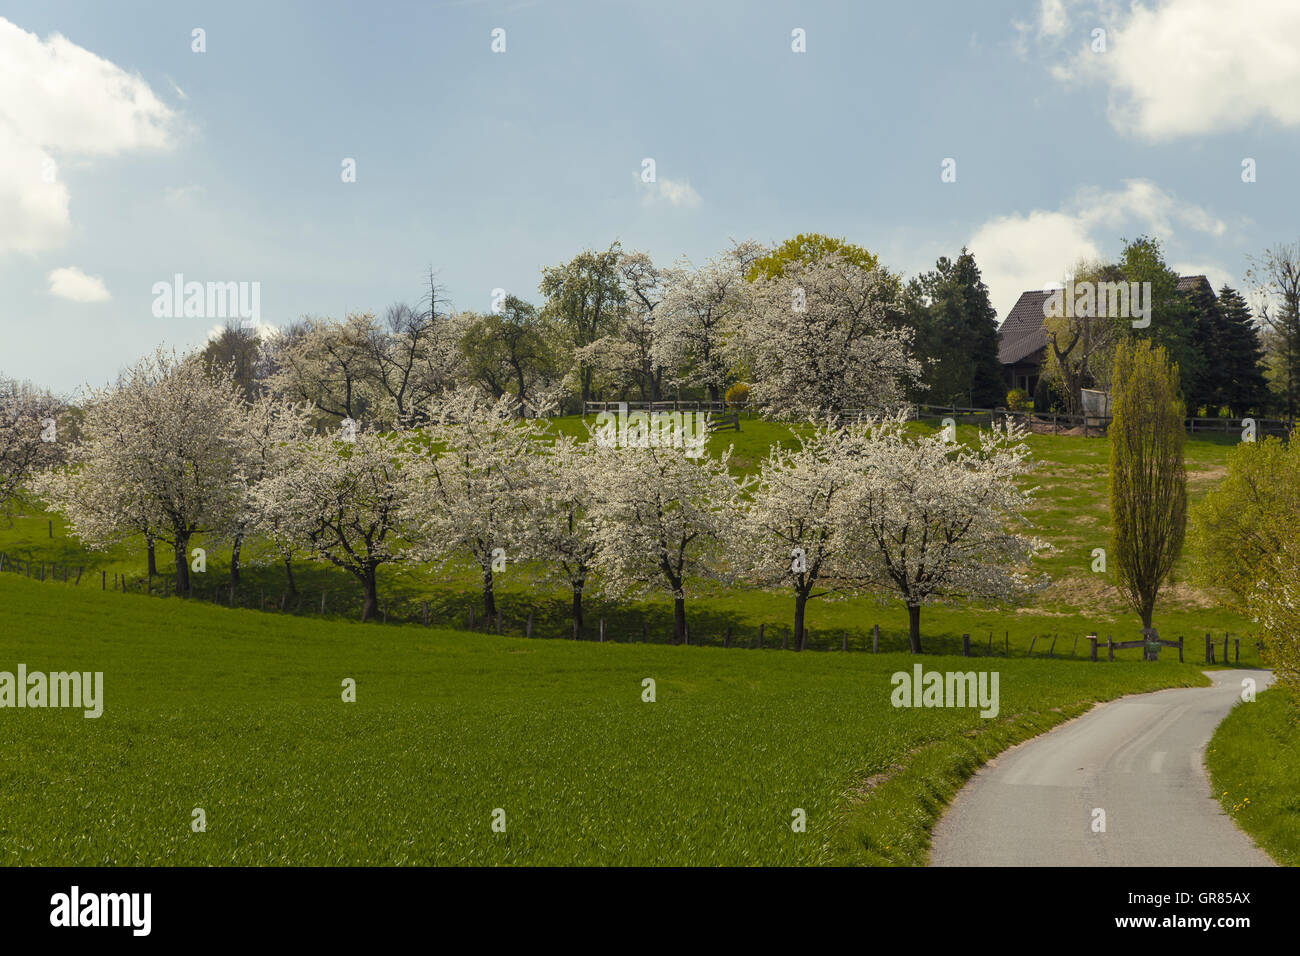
<box><xmin>0</xmin><ymin>571</ymin><xmax>1209</xmax><ymax>866</ymax></box>
<box><xmin>0</xmin><ymin>418</ymin><xmax>1258</xmax><ymax>657</ymax></box>
<box><xmin>0</xmin><ymin>423</ymin><xmax>1273</xmax><ymax>865</ymax></box>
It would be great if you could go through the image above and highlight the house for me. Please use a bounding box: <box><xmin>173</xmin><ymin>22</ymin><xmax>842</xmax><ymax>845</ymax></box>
<box><xmin>997</xmin><ymin>290</ymin><xmax>1052</xmax><ymax>396</ymax></box>
<box><xmin>997</xmin><ymin>275</ymin><xmax>1215</xmax><ymax>395</ymax></box>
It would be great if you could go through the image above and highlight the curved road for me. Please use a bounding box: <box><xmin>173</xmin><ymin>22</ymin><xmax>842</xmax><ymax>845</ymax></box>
<box><xmin>930</xmin><ymin>669</ymin><xmax>1275</xmax><ymax>866</ymax></box>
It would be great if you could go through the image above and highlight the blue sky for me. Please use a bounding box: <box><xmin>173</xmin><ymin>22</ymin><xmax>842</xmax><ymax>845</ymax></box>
<box><xmin>3</xmin><ymin>0</ymin><xmax>1299</xmax><ymax>393</ymax></box>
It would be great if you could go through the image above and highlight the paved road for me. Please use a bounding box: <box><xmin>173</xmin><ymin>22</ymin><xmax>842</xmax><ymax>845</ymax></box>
<box><xmin>930</xmin><ymin>669</ymin><xmax>1275</xmax><ymax>866</ymax></box>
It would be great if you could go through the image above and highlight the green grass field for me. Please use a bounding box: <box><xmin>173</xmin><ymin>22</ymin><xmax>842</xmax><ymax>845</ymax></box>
<box><xmin>1207</xmin><ymin>688</ymin><xmax>1300</xmax><ymax>866</ymax></box>
<box><xmin>0</xmin><ymin>571</ymin><xmax>1210</xmax><ymax>866</ymax></box>
<box><xmin>0</xmin><ymin>420</ymin><xmax>1287</xmax><ymax>866</ymax></box>
<box><xmin>0</xmin><ymin>418</ymin><xmax>1259</xmax><ymax>657</ymax></box>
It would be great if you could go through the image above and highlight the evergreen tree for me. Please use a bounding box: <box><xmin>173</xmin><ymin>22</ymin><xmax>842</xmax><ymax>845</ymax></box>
<box><xmin>1215</xmin><ymin>285</ymin><xmax>1269</xmax><ymax>417</ymax></box>
<box><xmin>1185</xmin><ymin>282</ymin><xmax>1228</xmax><ymax>414</ymax></box>
<box><xmin>905</xmin><ymin>248</ymin><xmax>1004</xmax><ymax>407</ymax></box>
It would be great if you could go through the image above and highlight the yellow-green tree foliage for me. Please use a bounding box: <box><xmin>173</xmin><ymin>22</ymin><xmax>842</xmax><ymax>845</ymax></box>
<box><xmin>1190</xmin><ymin>431</ymin><xmax>1300</xmax><ymax>609</ymax></box>
<box><xmin>1192</xmin><ymin>428</ymin><xmax>1300</xmax><ymax>700</ymax></box>
<box><xmin>1108</xmin><ymin>339</ymin><xmax>1186</xmax><ymax>629</ymax></box>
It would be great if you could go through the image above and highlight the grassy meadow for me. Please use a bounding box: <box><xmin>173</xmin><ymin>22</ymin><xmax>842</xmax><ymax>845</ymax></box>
<box><xmin>0</xmin><ymin>416</ymin><xmax>1260</xmax><ymax>657</ymax></box>
<box><xmin>0</xmin><ymin>417</ymin><xmax>1283</xmax><ymax>865</ymax></box>
<box><xmin>0</xmin><ymin>570</ymin><xmax>1209</xmax><ymax>866</ymax></box>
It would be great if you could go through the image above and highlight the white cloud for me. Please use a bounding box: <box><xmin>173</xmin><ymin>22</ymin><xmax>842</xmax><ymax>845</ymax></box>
<box><xmin>0</xmin><ymin>17</ymin><xmax>178</xmax><ymax>254</ymax></box>
<box><xmin>47</xmin><ymin>266</ymin><xmax>111</xmax><ymax>302</ymax></box>
<box><xmin>1038</xmin><ymin>0</ymin><xmax>1070</xmax><ymax>38</ymax></box>
<box><xmin>968</xmin><ymin>179</ymin><xmax>1227</xmax><ymax>318</ymax></box>
<box><xmin>969</xmin><ymin>210</ymin><xmax>1103</xmax><ymax>320</ymax></box>
<box><xmin>206</xmin><ymin>321</ymin><xmax>280</xmax><ymax>342</ymax></box>
<box><xmin>641</xmin><ymin>176</ymin><xmax>701</xmax><ymax>209</ymax></box>
<box><xmin>1032</xmin><ymin>0</ymin><xmax>1300</xmax><ymax>140</ymax></box>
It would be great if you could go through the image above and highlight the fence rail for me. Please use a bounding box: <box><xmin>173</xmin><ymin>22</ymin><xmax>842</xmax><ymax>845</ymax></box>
<box><xmin>0</xmin><ymin>550</ymin><xmax>1257</xmax><ymax>662</ymax></box>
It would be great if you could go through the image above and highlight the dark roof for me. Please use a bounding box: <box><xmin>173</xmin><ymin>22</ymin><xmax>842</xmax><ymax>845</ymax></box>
<box><xmin>997</xmin><ymin>275</ymin><xmax>1216</xmax><ymax>366</ymax></box>
<box><xmin>997</xmin><ymin>290</ymin><xmax>1052</xmax><ymax>365</ymax></box>
<box><xmin>1176</xmin><ymin>274</ymin><xmax>1214</xmax><ymax>295</ymax></box>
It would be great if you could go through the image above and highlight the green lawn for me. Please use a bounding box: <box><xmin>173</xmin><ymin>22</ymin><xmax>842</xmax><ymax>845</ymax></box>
<box><xmin>1206</xmin><ymin>687</ymin><xmax>1300</xmax><ymax>866</ymax></box>
<box><xmin>0</xmin><ymin>572</ymin><xmax>1211</xmax><ymax>866</ymax></box>
<box><xmin>0</xmin><ymin>421</ymin><xmax>1274</xmax><ymax>865</ymax></box>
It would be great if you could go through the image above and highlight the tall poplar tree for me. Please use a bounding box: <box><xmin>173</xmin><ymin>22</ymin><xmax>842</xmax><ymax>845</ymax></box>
<box><xmin>1108</xmin><ymin>339</ymin><xmax>1187</xmax><ymax>629</ymax></box>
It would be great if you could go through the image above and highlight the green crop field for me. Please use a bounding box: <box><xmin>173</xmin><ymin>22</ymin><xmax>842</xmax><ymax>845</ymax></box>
<box><xmin>0</xmin><ymin>424</ymin><xmax>1274</xmax><ymax>865</ymax></box>
<box><xmin>0</xmin><ymin>570</ymin><xmax>1210</xmax><ymax>866</ymax></box>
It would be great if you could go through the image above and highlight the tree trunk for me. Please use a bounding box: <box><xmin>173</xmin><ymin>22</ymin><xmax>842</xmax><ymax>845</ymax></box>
<box><xmin>571</xmin><ymin>582</ymin><xmax>584</xmax><ymax>639</ymax></box>
<box><xmin>173</xmin><ymin>534</ymin><xmax>191</xmax><ymax>594</ymax></box>
<box><xmin>907</xmin><ymin>603</ymin><xmax>923</xmax><ymax>654</ymax></box>
<box><xmin>230</xmin><ymin>533</ymin><xmax>243</xmax><ymax>586</ymax></box>
<box><xmin>361</xmin><ymin>569</ymin><xmax>378</xmax><ymax>622</ymax></box>
<box><xmin>146</xmin><ymin>535</ymin><xmax>157</xmax><ymax>576</ymax></box>
<box><xmin>482</xmin><ymin>565</ymin><xmax>496</xmax><ymax>620</ymax></box>
<box><xmin>793</xmin><ymin>588</ymin><xmax>808</xmax><ymax>651</ymax></box>
<box><xmin>673</xmin><ymin>595</ymin><xmax>686</xmax><ymax>645</ymax></box>
<box><xmin>284</xmin><ymin>556</ymin><xmax>296</xmax><ymax>597</ymax></box>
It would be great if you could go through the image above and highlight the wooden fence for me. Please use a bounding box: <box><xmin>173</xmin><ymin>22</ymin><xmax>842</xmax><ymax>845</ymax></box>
<box><xmin>0</xmin><ymin>548</ymin><xmax>1259</xmax><ymax>664</ymax></box>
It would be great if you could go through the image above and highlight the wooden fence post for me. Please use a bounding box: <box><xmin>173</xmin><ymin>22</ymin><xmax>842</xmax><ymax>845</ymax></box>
<box><xmin>101</xmin><ymin>570</ymin><xmax>106</xmax><ymax>590</ymax></box>
<box><xmin>961</xmin><ymin>633</ymin><xmax>970</xmax><ymax>657</ymax></box>
<box><xmin>1071</xmin><ymin>634</ymin><xmax>1079</xmax><ymax>657</ymax></box>
<box><xmin>1005</xmin><ymin>631</ymin><xmax>1009</xmax><ymax>655</ymax></box>
<box><xmin>988</xmin><ymin>631</ymin><xmax>993</xmax><ymax>655</ymax></box>
<box><xmin>872</xmin><ymin>624</ymin><xmax>879</xmax><ymax>654</ymax></box>
<box><xmin>1178</xmin><ymin>635</ymin><xmax>1184</xmax><ymax>663</ymax></box>
<box><xmin>1107</xmin><ymin>636</ymin><xmax>1114</xmax><ymax>662</ymax></box>
<box><xmin>1048</xmin><ymin>634</ymin><xmax>1058</xmax><ymax>657</ymax></box>
<box><xmin>599</xmin><ymin>619</ymin><xmax>605</xmax><ymax>642</ymax></box>
<box><xmin>1088</xmin><ymin>634</ymin><xmax>1098</xmax><ymax>662</ymax></box>
<box><xmin>726</xmin><ymin>627</ymin><xmax>733</xmax><ymax>649</ymax></box>
<box><xmin>75</xmin><ymin>567</ymin><xmax>82</xmax><ymax>585</ymax></box>
<box><xmin>758</xmin><ymin>623</ymin><xmax>764</xmax><ymax>648</ymax></box>
<box><xmin>1223</xmin><ymin>632</ymin><xmax>1230</xmax><ymax>663</ymax></box>
<box><xmin>1028</xmin><ymin>635</ymin><xmax>1037</xmax><ymax>656</ymax></box>
<box><xmin>782</xmin><ymin>627</ymin><xmax>788</xmax><ymax>650</ymax></box>
<box><xmin>320</xmin><ymin>590</ymin><xmax>326</xmax><ymax>614</ymax></box>
<box><xmin>1234</xmin><ymin>638</ymin><xmax>1239</xmax><ymax>663</ymax></box>
<box><xmin>1205</xmin><ymin>633</ymin><xmax>1213</xmax><ymax>664</ymax></box>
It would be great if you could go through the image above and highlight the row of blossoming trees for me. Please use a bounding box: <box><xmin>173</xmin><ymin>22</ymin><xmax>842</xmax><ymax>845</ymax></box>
<box><xmin>32</xmin><ymin>349</ymin><xmax>1046</xmax><ymax>651</ymax></box>
<box><xmin>241</xmin><ymin>235</ymin><xmax>938</xmax><ymax>426</ymax></box>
